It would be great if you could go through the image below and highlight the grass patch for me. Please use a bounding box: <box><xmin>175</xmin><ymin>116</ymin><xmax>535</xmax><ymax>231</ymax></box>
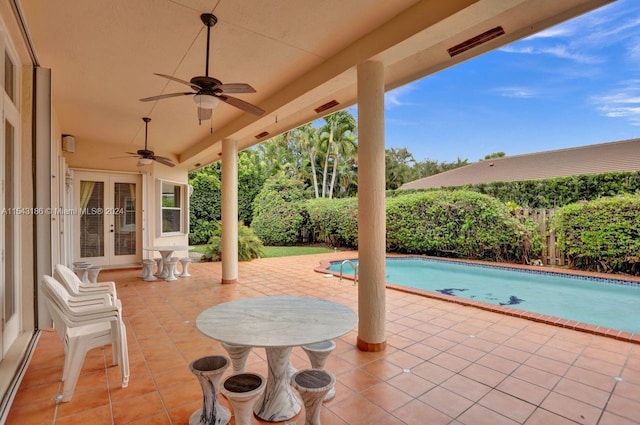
<box><xmin>190</xmin><ymin>244</ymin><xmax>335</xmax><ymax>258</ymax></box>
<box><xmin>262</xmin><ymin>246</ymin><xmax>335</xmax><ymax>258</ymax></box>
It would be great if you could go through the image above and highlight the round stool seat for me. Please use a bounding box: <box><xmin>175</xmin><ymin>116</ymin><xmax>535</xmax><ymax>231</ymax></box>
<box><xmin>292</xmin><ymin>369</ymin><xmax>335</xmax><ymax>425</ymax></box>
<box><xmin>221</xmin><ymin>373</ymin><xmax>265</xmax><ymax>425</ymax></box>
<box><xmin>302</xmin><ymin>340</ymin><xmax>336</xmax><ymax>400</ymax></box>
<box><xmin>142</xmin><ymin>260</ymin><xmax>157</xmax><ymax>281</ymax></box>
<box><xmin>164</xmin><ymin>258</ymin><xmax>179</xmax><ymax>281</ymax></box>
<box><xmin>179</xmin><ymin>257</ymin><xmax>192</xmax><ymax>277</ymax></box>
<box><xmin>189</xmin><ymin>355</ymin><xmax>231</xmax><ymax>425</ymax></box>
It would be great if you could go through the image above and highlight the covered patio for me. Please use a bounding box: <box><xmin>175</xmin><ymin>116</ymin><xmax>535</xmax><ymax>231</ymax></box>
<box><xmin>8</xmin><ymin>253</ymin><xmax>640</xmax><ymax>424</ymax></box>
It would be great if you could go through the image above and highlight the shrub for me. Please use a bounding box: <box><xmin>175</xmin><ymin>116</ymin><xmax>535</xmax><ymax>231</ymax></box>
<box><xmin>204</xmin><ymin>221</ymin><xmax>264</xmax><ymax>262</ymax></box>
<box><xmin>304</xmin><ymin>198</ymin><xmax>358</xmax><ymax>247</ymax></box>
<box><xmin>188</xmin><ymin>164</ymin><xmax>221</xmax><ymax>245</ymax></box>
<box><xmin>250</xmin><ymin>175</ymin><xmax>308</xmax><ymax>245</ymax></box>
<box><xmin>386</xmin><ymin>190</ymin><xmax>541</xmax><ymax>263</ymax></box>
<box><xmin>551</xmin><ymin>195</ymin><xmax>640</xmax><ymax>274</ymax></box>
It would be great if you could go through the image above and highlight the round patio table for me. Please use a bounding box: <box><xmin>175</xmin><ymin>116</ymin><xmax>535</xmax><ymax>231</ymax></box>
<box><xmin>195</xmin><ymin>295</ymin><xmax>357</xmax><ymax>422</ymax></box>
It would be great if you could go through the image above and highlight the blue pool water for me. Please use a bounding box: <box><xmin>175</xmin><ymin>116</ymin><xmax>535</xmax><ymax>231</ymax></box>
<box><xmin>329</xmin><ymin>257</ymin><xmax>640</xmax><ymax>334</ymax></box>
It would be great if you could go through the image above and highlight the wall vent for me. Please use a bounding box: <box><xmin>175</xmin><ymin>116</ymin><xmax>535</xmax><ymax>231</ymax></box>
<box><xmin>314</xmin><ymin>100</ymin><xmax>339</xmax><ymax>114</ymax></box>
<box><xmin>447</xmin><ymin>26</ymin><xmax>505</xmax><ymax>57</ymax></box>
<box><xmin>255</xmin><ymin>131</ymin><xmax>270</xmax><ymax>139</ymax></box>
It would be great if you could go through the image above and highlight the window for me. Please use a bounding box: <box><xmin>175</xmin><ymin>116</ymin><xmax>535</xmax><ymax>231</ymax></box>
<box><xmin>4</xmin><ymin>51</ymin><xmax>15</xmax><ymax>103</ymax></box>
<box><xmin>158</xmin><ymin>180</ymin><xmax>188</xmax><ymax>235</ymax></box>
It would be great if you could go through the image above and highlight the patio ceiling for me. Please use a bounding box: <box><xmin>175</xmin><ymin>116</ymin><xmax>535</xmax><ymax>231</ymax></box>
<box><xmin>18</xmin><ymin>0</ymin><xmax>612</xmax><ymax>170</ymax></box>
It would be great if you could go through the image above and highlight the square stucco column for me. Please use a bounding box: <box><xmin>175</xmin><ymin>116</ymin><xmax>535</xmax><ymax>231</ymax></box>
<box><xmin>221</xmin><ymin>138</ymin><xmax>238</xmax><ymax>284</ymax></box>
<box><xmin>357</xmin><ymin>60</ymin><xmax>386</xmax><ymax>352</ymax></box>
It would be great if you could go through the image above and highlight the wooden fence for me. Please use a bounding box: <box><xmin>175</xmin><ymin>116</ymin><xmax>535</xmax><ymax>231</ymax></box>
<box><xmin>521</xmin><ymin>208</ymin><xmax>565</xmax><ymax>266</ymax></box>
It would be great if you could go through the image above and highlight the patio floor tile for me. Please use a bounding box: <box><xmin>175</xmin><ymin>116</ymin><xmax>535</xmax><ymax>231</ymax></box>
<box><xmin>7</xmin><ymin>252</ymin><xmax>640</xmax><ymax>424</ymax></box>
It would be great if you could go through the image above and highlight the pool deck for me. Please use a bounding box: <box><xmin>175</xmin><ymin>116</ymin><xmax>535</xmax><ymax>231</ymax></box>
<box><xmin>7</xmin><ymin>251</ymin><xmax>640</xmax><ymax>424</ymax></box>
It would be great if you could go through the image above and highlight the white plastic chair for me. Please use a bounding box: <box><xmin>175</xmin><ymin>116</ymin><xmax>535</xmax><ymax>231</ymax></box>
<box><xmin>41</xmin><ymin>275</ymin><xmax>129</xmax><ymax>402</ymax></box>
<box><xmin>54</xmin><ymin>264</ymin><xmax>117</xmax><ymax>301</ymax></box>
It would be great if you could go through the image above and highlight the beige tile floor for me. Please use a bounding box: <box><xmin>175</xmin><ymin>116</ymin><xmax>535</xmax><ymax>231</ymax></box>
<box><xmin>7</xmin><ymin>251</ymin><xmax>640</xmax><ymax>424</ymax></box>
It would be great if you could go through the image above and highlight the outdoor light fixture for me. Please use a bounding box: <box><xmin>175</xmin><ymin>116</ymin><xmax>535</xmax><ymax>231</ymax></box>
<box><xmin>138</xmin><ymin>157</ymin><xmax>153</xmax><ymax>166</ymax></box>
<box><xmin>193</xmin><ymin>94</ymin><xmax>220</xmax><ymax>110</ymax></box>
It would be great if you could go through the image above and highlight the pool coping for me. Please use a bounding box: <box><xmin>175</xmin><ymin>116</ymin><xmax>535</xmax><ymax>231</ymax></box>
<box><xmin>314</xmin><ymin>255</ymin><xmax>640</xmax><ymax>345</ymax></box>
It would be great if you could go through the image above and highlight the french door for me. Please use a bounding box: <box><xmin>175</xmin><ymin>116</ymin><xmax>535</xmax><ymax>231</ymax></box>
<box><xmin>1</xmin><ymin>46</ymin><xmax>20</xmax><ymax>357</ymax></box>
<box><xmin>74</xmin><ymin>172</ymin><xmax>142</xmax><ymax>267</ymax></box>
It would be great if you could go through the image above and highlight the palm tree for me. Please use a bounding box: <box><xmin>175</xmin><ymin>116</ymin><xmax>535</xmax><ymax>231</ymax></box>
<box><xmin>320</xmin><ymin>110</ymin><xmax>356</xmax><ymax>198</ymax></box>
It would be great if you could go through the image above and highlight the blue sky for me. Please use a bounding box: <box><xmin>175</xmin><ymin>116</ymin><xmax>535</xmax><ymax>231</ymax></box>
<box><xmin>379</xmin><ymin>0</ymin><xmax>640</xmax><ymax>163</ymax></box>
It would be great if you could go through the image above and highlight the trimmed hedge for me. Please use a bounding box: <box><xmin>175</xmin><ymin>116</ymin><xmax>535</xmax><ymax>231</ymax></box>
<box><xmin>395</xmin><ymin>171</ymin><xmax>640</xmax><ymax>208</ymax></box>
<box><xmin>551</xmin><ymin>195</ymin><xmax>640</xmax><ymax>274</ymax></box>
<box><xmin>305</xmin><ymin>198</ymin><xmax>358</xmax><ymax>247</ymax></box>
<box><xmin>250</xmin><ymin>175</ymin><xmax>307</xmax><ymax>245</ymax></box>
<box><xmin>386</xmin><ymin>190</ymin><xmax>541</xmax><ymax>262</ymax></box>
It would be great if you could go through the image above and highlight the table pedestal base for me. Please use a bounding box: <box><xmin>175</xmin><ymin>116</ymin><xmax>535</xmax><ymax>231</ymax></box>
<box><xmin>254</xmin><ymin>347</ymin><xmax>301</xmax><ymax>422</ymax></box>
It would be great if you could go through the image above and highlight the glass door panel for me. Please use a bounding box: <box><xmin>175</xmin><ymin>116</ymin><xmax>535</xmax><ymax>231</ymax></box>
<box><xmin>114</xmin><ymin>182</ymin><xmax>136</xmax><ymax>256</ymax></box>
<box><xmin>79</xmin><ymin>180</ymin><xmax>105</xmax><ymax>258</ymax></box>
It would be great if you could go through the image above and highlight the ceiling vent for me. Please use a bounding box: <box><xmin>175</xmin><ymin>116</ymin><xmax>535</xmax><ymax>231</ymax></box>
<box><xmin>255</xmin><ymin>131</ymin><xmax>270</xmax><ymax>139</ymax></box>
<box><xmin>315</xmin><ymin>100</ymin><xmax>339</xmax><ymax>114</ymax></box>
<box><xmin>447</xmin><ymin>26</ymin><xmax>505</xmax><ymax>57</ymax></box>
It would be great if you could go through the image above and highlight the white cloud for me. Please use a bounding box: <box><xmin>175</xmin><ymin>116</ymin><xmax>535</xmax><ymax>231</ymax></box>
<box><xmin>493</xmin><ymin>87</ymin><xmax>538</xmax><ymax>99</ymax></box>
<box><xmin>500</xmin><ymin>44</ymin><xmax>600</xmax><ymax>64</ymax></box>
<box><xmin>525</xmin><ymin>27</ymin><xmax>573</xmax><ymax>40</ymax></box>
<box><xmin>592</xmin><ymin>82</ymin><xmax>640</xmax><ymax>125</ymax></box>
<box><xmin>384</xmin><ymin>83</ymin><xmax>418</xmax><ymax>109</ymax></box>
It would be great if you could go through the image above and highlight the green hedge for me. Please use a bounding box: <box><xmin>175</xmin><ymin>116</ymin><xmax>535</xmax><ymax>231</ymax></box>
<box><xmin>386</xmin><ymin>190</ymin><xmax>541</xmax><ymax>262</ymax></box>
<box><xmin>188</xmin><ymin>165</ymin><xmax>221</xmax><ymax>245</ymax></box>
<box><xmin>396</xmin><ymin>171</ymin><xmax>640</xmax><ymax>208</ymax></box>
<box><xmin>305</xmin><ymin>198</ymin><xmax>358</xmax><ymax>247</ymax></box>
<box><xmin>250</xmin><ymin>175</ymin><xmax>307</xmax><ymax>245</ymax></box>
<box><xmin>551</xmin><ymin>195</ymin><xmax>640</xmax><ymax>274</ymax></box>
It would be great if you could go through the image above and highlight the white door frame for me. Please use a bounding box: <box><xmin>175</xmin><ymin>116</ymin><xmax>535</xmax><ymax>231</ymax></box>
<box><xmin>72</xmin><ymin>170</ymin><xmax>143</xmax><ymax>267</ymax></box>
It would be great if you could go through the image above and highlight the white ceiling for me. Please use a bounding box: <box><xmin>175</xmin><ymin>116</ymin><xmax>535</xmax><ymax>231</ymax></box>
<box><xmin>18</xmin><ymin>0</ymin><xmax>612</xmax><ymax>170</ymax></box>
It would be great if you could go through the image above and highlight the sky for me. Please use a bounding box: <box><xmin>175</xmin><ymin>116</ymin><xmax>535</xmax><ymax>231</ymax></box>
<box><xmin>378</xmin><ymin>0</ymin><xmax>640</xmax><ymax>163</ymax></box>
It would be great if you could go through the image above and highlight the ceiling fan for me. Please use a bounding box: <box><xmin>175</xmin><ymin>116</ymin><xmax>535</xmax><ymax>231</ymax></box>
<box><xmin>140</xmin><ymin>13</ymin><xmax>265</xmax><ymax>122</ymax></box>
<box><xmin>120</xmin><ymin>117</ymin><xmax>175</xmax><ymax>167</ymax></box>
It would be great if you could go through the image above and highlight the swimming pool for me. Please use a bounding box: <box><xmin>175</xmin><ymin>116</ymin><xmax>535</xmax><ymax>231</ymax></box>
<box><xmin>327</xmin><ymin>257</ymin><xmax>640</xmax><ymax>335</ymax></box>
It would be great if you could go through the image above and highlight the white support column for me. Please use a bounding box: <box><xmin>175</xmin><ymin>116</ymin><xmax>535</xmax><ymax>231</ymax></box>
<box><xmin>221</xmin><ymin>139</ymin><xmax>238</xmax><ymax>284</ymax></box>
<box><xmin>356</xmin><ymin>61</ymin><xmax>386</xmax><ymax>352</ymax></box>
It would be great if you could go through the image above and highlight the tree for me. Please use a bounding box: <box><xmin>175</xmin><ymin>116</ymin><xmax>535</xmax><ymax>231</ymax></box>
<box><xmin>385</xmin><ymin>147</ymin><xmax>416</xmax><ymax>190</ymax></box>
<box><xmin>481</xmin><ymin>152</ymin><xmax>506</xmax><ymax>161</ymax></box>
<box><xmin>320</xmin><ymin>110</ymin><xmax>357</xmax><ymax>198</ymax></box>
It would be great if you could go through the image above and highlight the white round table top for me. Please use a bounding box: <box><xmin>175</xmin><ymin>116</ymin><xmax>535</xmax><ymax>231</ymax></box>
<box><xmin>144</xmin><ymin>246</ymin><xmax>193</xmax><ymax>251</ymax></box>
<box><xmin>196</xmin><ymin>296</ymin><xmax>358</xmax><ymax>347</ymax></box>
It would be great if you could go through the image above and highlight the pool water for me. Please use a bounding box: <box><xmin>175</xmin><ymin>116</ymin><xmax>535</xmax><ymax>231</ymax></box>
<box><xmin>329</xmin><ymin>257</ymin><xmax>640</xmax><ymax>334</ymax></box>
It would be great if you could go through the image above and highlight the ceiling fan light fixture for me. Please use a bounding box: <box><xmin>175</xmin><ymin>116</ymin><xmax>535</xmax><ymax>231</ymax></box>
<box><xmin>138</xmin><ymin>157</ymin><xmax>153</xmax><ymax>165</ymax></box>
<box><xmin>193</xmin><ymin>94</ymin><xmax>219</xmax><ymax>109</ymax></box>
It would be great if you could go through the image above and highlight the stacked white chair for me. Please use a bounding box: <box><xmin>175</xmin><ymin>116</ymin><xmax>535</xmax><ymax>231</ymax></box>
<box><xmin>41</xmin><ymin>275</ymin><xmax>129</xmax><ymax>402</ymax></box>
<box><xmin>54</xmin><ymin>264</ymin><xmax>118</xmax><ymax>301</ymax></box>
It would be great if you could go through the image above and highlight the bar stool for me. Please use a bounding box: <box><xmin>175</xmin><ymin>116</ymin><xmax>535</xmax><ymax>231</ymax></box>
<box><xmin>221</xmin><ymin>342</ymin><xmax>252</xmax><ymax>374</ymax></box>
<box><xmin>87</xmin><ymin>266</ymin><xmax>102</xmax><ymax>284</ymax></box>
<box><xmin>164</xmin><ymin>257</ymin><xmax>179</xmax><ymax>281</ymax></box>
<box><xmin>179</xmin><ymin>257</ymin><xmax>192</xmax><ymax>277</ymax></box>
<box><xmin>73</xmin><ymin>263</ymin><xmax>91</xmax><ymax>284</ymax></box>
<box><xmin>189</xmin><ymin>355</ymin><xmax>231</xmax><ymax>425</ymax></box>
<box><xmin>154</xmin><ymin>258</ymin><xmax>163</xmax><ymax>276</ymax></box>
<box><xmin>302</xmin><ymin>340</ymin><xmax>336</xmax><ymax>401</ymax></box>
<box><xmin>221</xmin><ymin>373</ymin><xmax>265</xmax><ymax>425</ymax></box>
<box><xmin>142</xmin><ymin>260</ymin><xmax>157</xmax><ymax>281</ymax></box>
<box><xmin>291</xmin><ymin>369</ymin><xmax>335</xmax><ymax>425</ymax></box>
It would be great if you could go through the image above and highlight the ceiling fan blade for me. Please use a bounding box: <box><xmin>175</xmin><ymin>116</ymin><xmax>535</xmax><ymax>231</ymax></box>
<box><xmin>111</xmin><ymin>154</ymin><xmax>139</xmax><ymax>159</ymax></box>
<box><xmin>197</xmin><ymin>107</ymin><xmax>213</xmax><ymax>121</ymax></box>
<box><xmin>217</xmin><ymin>95</ymin><xmax>265</xmax><ymax>116</ymax></box>
<box><xmin>140</xmin><ymin>92</ymin><xmax>194</xmax><ymax>102</ymax></box>
<box><xmin>154</xmin><ymin>73</ymin><xmax>200</xmax><ymax>89</ymax></box>
<box><xmin>151</xmin><ymin>155</ymin><xmax>176</xmax><ymax>167</ymax></box>
<box><xmin>216</xmin><ymin>83</ymin><xmax>256</xmax><ymax>94</ymax></box>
